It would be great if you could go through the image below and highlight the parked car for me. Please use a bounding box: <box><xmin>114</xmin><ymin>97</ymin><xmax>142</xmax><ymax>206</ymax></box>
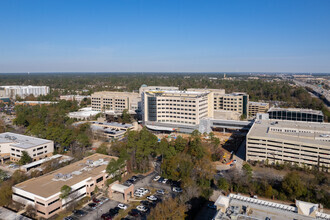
<box><xmin>117</xmin><ymin>203</ymin><xmax>128</xmax><ymax>210</ymax></box>
<box><xmin>207</xmin><ymin>203</ymin><xmax>217</xmax><ymax>209</ymax></box>
<box><xmin>64</xmin><ymin>217</ymin><xmax>74</xmax><ymax>220</ymax></box>
<box><xmin>131</xmin><ymin>176</ymin><xmax>138</xmax><ymax>181</ymax></box>
<box><xmin>153</xmin><ymin>175</ymin><xmax>161</xmax><ymax>181</ymax></box>
<box><xmin>147</xmin><ymin>195</ymin><xmax>157</xmax><ymax>201</ymax></box>
<box><xmin>109</xmin><ymin>208</ymin><xmax>119</xmax><ymax>216</ymax></box>
<box><xmin>136</xmin><ymin>205</ymin><xmax>148</xmax><ymax>212</ymax></box>
<box><xmin>162</xmin><ymin>178</ymin><xmax>168</xmax><ymax>184</ymax></box>
<box><xmin>134</xmin><ymin>192</ymin><xmax>143</xmax><ymax>197</ymax></box>
<box><xmin>93</xmin><ymin>198</ymin><xmax>101</xmax><ymax>203</ymax></box>
<box><xmin>101</xmin><ymin>213</ymin><xmax>112</xmax><ymax>220</ymax></box>
<box><xmin>138</xmin><ymin>188</ymin><xmax>150</xmax><ymax>194</ymax></box>
<box><xmin>88</xmin><ymin>203</ymin><xmax>97</xmax><ymax>208</ymax></box>
<box><xmin>158</xmin><ymin>177</ymin><xmax>164</xmax><ymax>183</ymax></box>
<box><xmin>233</xmin><ymin>159</ymin><xmax>237</xmax><ymax>164</ymax></box>
<box><xmin>172</xmin><ymin>187</ymin><xmax>183</xmax><ymax>193</ymax></box>
<box><xmin>156</xmin><ymin>189</ymin><xmax>165</xmax><ymax>195</ymax></box>
<box><xmin>128</xmin><ymin>209</ymin><xmax>140</xmax><ymax>217</ymax></box>
<box><xmin>72</xmin><ymin>210</ymin><xmax>86</xmax><ymax>216</ymax></box>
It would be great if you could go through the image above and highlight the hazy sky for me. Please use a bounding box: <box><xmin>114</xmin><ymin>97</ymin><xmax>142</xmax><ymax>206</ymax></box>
<box><xmin>1</xmin><ymin>0</ymin><xmax>330</xmax><ymax>73</ymax></box>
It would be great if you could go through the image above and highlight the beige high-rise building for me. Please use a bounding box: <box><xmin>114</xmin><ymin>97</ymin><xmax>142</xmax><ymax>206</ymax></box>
<box><xmin>213</xmin><ymin>92</ymin><xmax>249</xmax><ymax>116</ymax></box>
<box><xmin>142</xmin><ymin>89</ymin><xmax>213</xmax><ymax>126</ymax></box>
<box><xmin>248</xmin><ymin>101</ymin><xmax>269</xmax><ymax>117</ymax></box>
<box><xmin>91</xmin><ymin>91</ymin><xmax>139</xmax><ymax>114</ymax></box>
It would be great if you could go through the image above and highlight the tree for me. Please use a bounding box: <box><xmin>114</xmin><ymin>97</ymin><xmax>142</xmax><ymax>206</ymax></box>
<box><xmin>281</xmin><ymin>172</ymin><xmax>307</xmax><ymax>200</ymax></box>
<box><xmin>149</xmin><ymin>197</ymin><xmax>186</xmax><ymax>220</ymax></box>
<box><xmin>96</xmin><ymin>143</ymin><xmax>109</xmax><ymax>155</ymax></box>
<box><xmin>121</xmin><ymin>109</ymin><xmax>131</xmax><ymax>123</ymax></box>
<box><xmin>19</xmin><ymin>151</ymin><xmax>32</xmax><ymax>165</ymax></box>
<box><xmin>218</xmin><ymin>177</ymin><xmax>229</xmax><ymax>192</ymax></box>
<box><xmin>242</xmin><ymin>163</ymin><xmax>253</xmax><ymax>177</ymax></box>
<box><xmin>60</xmin><ymin>185</ymin><xmax>72</xmax><ymax>199</ymax></box>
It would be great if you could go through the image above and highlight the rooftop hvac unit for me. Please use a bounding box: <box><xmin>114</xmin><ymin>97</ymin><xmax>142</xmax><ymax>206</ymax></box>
<box><xmin>86</xmin><ymin>159</ymin><xmax>94</xmax><ymax>164</ymax></box>
<box><xmin>54</xmin><ymin>173</ymin><xmax>63</xmax><ymax>179</ymax></box>
<box><xmin>63</xmin><ymin>173</ymin><xmax>72</xmax><ymax>179</ymax></box>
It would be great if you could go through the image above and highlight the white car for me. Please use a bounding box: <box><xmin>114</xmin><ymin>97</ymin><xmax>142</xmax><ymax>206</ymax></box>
<box><xmin>117</xmin><ymin>203</ymin><xmax>128</xmax><ymax>210</ymax></box>
<box><xmin>134</xmin><ymin>192</ymin><xmax>143</xmax><ymax>197</ymax></box>
<box><xmin>136</xmin><ymin>205</ymin><xmax>148</xmax><ymax>212</ymax></box>
<box><xmin>147</xmin><ymin>195</ymin><xmax>157</xmax><ymax>201</ymax></box>
<box><xmin>138</xmin><ymin>188</ymin><xmax>149</xmax><ymax>195</ymax></box>
<box><xmin>162</xmin><ymin>178</ymin><xmax>168</xmax><ymax>184</ymax></box>
<box><xmin>172</xmin><ymin>187</ymin><xmax>183</xmax><ymax>193</ymax></box>
<box><xmin>156</xmin><ymin>189</ymin><xmax>165</xmax><ymax>195</ymax></box>
<box><xmin>153</xmin><ymin>175</ymin><xmax>161</xmax><ymax>181</ymax></box>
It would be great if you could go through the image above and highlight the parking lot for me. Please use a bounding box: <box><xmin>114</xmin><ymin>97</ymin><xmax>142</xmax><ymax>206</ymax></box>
<box><xmin>65</xmin><ymin>172</ymin><xmax>181</xmax><ymax>220</ymax></box>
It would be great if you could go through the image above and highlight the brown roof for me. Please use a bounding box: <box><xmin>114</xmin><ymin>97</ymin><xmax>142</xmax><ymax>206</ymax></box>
<box><xmin>14</xmin><ymin>153</ymin><xmax>117</xmax><ymax>198</ymax></box>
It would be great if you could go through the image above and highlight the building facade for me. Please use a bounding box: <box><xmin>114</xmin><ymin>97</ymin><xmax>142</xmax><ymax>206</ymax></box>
<box><xmin>213</xmin><ymin>92</ymin><xmax>249</xmax><ymax>116</ymax></box>
<box><xmin>246</xmin><ymin>119</ymin><xmax>330</xmax><ymax>169</ymax></box>
<box><xmin>268</xmin><ymin>107</ymin><xmax>324</xmax><ymax>122</ymax></box>
<box><xmin>60</xmin><ymin>95</ymin><xmax>91</xmax><ymax>103</ymax></box>
<box><xmin>0</xmin><ymin>132</ymin><xmax>54</xmax><ymax>164</ymax></box>
<box><xmin>12</xmin><ymin>154</ymin><xmax>125</xmax><ymax>219</ymax></box>
<box><xmin>248</xmin><ymin>101</ymin><xmax>269</xmax><ymax>117</ymax></box>
<box><xmin>91</xmin><ymin>91</ymin><xmax>139</xmax><ymax>114</ymax></box>
<box><xmin>142</xmin><ymin>89</ymin><xmax>213</xmax><ymax>126</ymax></box>
<box><xmin>0</xmin><ymin>86</ymin><xmax>50</xmax><ymax>99</ymax></box>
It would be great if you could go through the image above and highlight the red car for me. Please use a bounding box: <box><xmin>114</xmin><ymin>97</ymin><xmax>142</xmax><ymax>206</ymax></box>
<box><xmin>101</xmin><ymin>213</ymin><xmax>112</xmax><ymax>220</ymax></box>
<box><xmin>93</xmin><ymin>198</ymin><xmax>101</xmax><ymax>203</ymax></box>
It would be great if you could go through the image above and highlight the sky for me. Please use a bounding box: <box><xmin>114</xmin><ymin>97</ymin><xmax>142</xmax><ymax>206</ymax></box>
<box><xmin>0</xmin><ymin>0</ymin><xmax>330</xmax><ymax>73</ymax></box>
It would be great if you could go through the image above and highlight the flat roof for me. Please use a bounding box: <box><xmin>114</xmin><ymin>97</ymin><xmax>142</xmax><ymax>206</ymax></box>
<box><xmin>91</xmin><ymin>121</ymin><xmax>133</xmax><ymax>129</ymax></box>
<box><xmin>0</xmin><ymin>132</ymin><xmax>52</xmax><ymax>149</ymax></box>
<box><xmin>268</xmin><ymin>107</ymin><xmax>323</xmax><ymax>116</ymax></box>
<box><xmin>214</xmin><ymin>194</ymin><xmax>330</xmax><ymax>220</ymax></box>
<box><xmin>249</xmin><ymin>101</ymin><xmax>269</xmax><ymax>106</ymax></box>
<box><xmin>248</xmin><ymin>120</ymin><xmax>330</xmax><ymax>147</ymax></box>
<box><xmin>14</xmin><ymin>154</ymin><xmax>118</xmax><ymax>199</ymax></box>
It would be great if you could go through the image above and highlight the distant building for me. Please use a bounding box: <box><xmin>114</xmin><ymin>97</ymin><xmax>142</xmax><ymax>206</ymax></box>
<box><xmin>0</xmin><ymin>86</ymin><xmax>50</xmax><ymax>99</ymax></box>
<box><xmin>248</xmin><ymin>101</ymin><xmax>269</xmax><ymax>117</ymax></box>
<box><xmin>268</xmin><ymin>107</ymin><xmax>324</xmax><ymax>122</ymax></box>
<box><xmin>12</xmin><ymin>153</ymin><xmax>125</xmax><ymax>219</ymax></box>
<box><xmin>0</xmin><ymin>132</ymin><xmax>54</xmax><ymax>164</ymax></box>
<box><xmin>15</xmin><ymin>101</ymin><xmax>58</xmax><ymax>106</ymax></box>
<box><xmin>246</xmin><ymin>119</ymin><xmax>330</xmax><ymax>169</ymax></box>
<box><xmin>91</xmin><ymin>91</ymin><xmax>139</xmax><ymax>114</ymax></box>
<box><xmin>213</xmin><ymin>193</ymin><xmax>330</xmax><ymax>220</ymax></box>
<box><xmin>60</xmin><ymin>95</ymin><xmax>91</xmax><ymax>103</ymax></box>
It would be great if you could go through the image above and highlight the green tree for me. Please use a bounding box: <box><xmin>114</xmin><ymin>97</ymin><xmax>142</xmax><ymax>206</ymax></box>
<box><xmin>149</xmin><ymin>197</ymin><xmax>186</xmax><ymax>220</ymax></box>
<box><xmin>19</xmin><ymin>151</ymin><xmax>32</xmax><ymax>165</ymax></box>
<box><xmin>281</xmin><ymin>172</ymin><xmax>307</xmax><ymax>200</ymax></box>
<box><xmin>121</xmin><ymin>109</ymin><xmax>131</xmax><ymax>123</ymax></box>
<box><xmin>96</xmin><ymin>143</ymin><xmax>108</xmax><ymax>155</ymax></box>
<box><xmin>242</xmin><ymin>164</ymin><xmax>253</xmax><ymax>177</ymax></box>
<box><xmin>218</xmin><ymin>177</ymin><xmax>229</xmax><ymax>192</ymax></box>
<box><xmin>60</xmin><ymin>185</ymin><xmax>71</xmax><ymax>199</ymax></box>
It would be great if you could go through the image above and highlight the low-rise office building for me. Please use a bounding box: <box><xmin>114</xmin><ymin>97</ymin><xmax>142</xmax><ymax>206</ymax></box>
<box><xmin>60</xmin><ymin>95</ymin><xmax>91</xmax><ymax>103</ymax></box>
<box><xmin>214</xmin><ymin>193</ymin><xmax>330</xmax><ymax>220</ymax></box>
<box><xmin>12</xmin><ymin>153</ymin><xmax>124</xmax><ymax>219</ymax></box>
<box><xmin>91</xmin><ymin>91</ymin><xmax>139</xmax><ymax>114</ymax></box>
<box><xmin>90</xmin><ymin>121</ymin><xmax>136</xmax><ymax>140</ymax></box>
<box><xmin>268</xmin><ymin>107</ymin><xmax>324</xmax><ymax>122</ymax></box>
<box><xmin>0</xmin><ymin>132</ymin><xmax>54</xmax><ymax>164</ymax></box>
<box><xmin>0</xmin><ymin>86</ymin><xmax>50</xmax><ymax>99</ymax></box>
<box><xmin>246</xmin><ymin>119</ymin><xmax>330</xmax><ymax>169</ymax></box>
<box><xmin>248</xmin><ymin>101</ymin><xmax>269</xmax><ymax>117</ymax></box>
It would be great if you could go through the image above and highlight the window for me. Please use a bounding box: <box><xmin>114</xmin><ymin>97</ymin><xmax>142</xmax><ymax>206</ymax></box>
<box><xmin>48</xmin><ymin>199</ymin><xmax>59</xmax><ymax>206</ymax></box>
<box><xmin>36</xmin><ymin>201</ymin><xmax>45</xmax><ymax>206</ymax></box>
<box><xmin>96</xmin><ymin>176</ymin><xmax>104</xmax><ymax>183</ymax></box>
